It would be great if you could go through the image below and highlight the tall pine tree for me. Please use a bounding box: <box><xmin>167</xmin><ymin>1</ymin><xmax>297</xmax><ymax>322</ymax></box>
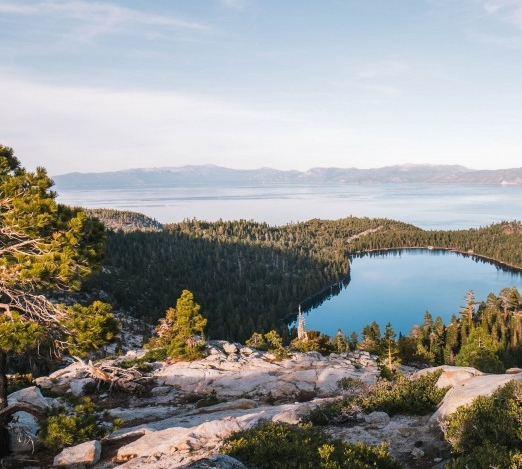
<box><xmin>0</xmin><ymin>145</ymin><xmax>119</xmax><ymax>454</ymax></box>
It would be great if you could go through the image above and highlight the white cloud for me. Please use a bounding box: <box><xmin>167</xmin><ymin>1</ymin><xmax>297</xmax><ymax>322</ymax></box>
<box><xmin>475</xmin><ymin>0</ymin><xmax>522</xmax><ymax>29</ymax></box>
<box><xmin>0</xmin><ymin>0</ymin><xmax>208</xmax><ymax>42</ymax></box>
<box><xmin>0</xmin><ymin>3</ymin><xmax>38</xmax><ymax>13</ymax></box>
<box><xmin>0</xmin><ymin>73</ymin><xmax>367</xmax><ymax>175</ymax></box>
<box><xmin>468</xmin><ymin>30</ymin><xmax>522</xmax><ymax>47</ymax></box>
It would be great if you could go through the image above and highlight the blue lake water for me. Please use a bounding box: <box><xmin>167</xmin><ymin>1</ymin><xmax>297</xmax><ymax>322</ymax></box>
<box><xmin>56</xmin><ymin>183</ymin><xmax>522</xmax><ymax>337</ymax></box>
<box><xmin>297</xmin><ymin>249</ymin><xmax>522</xmax><ymax>338</ymax></box>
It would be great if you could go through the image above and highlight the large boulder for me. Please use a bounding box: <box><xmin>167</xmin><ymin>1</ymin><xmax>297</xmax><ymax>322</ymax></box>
<box><xmin>431</xmin><ymin>369</ymin><xmax>522</xmax><ymax>424</ymax></box>
<box><xmin>53</xmin><ymin>440</ymin><xmax>102</xmax><ymax>467</ymax></box>
<box><xmin>113</xmin><ymin>402</ymin><xmax>314</xmax><ymax>464</ymax></box>
<box><xmin>413</xmin><ymin>366</ymin><xmax>522</xmax><ymax>425</ymax></box>
<box><xmin>34</xmin><ymin>361</ymin><xmax>86</xmax><ymax>394</ymax></box>
<box><xmin>7</xmin><ymin>386</ymin><xmax>51</xmax><ymax>452</ymax></box>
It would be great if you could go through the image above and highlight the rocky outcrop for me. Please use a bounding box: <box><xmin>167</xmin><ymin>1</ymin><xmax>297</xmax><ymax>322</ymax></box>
<box><xmin>16</xmin><ymin>342</ymin><xmax>522</xmax><ymax>469</ymax></box>
<box><xmin>419</xmin><ymin>365</ymin><xmax>522</xmax><ymax>424</ymax></box>
<box><xmin>154</xmin><ymin>342</ymin><xmax>379</xmax><ymax>401</ymax></box>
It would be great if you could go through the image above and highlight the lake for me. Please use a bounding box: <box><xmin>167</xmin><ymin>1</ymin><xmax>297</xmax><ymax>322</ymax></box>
<box><xmin>295</xmin><ymin>249</ymin><xmax>522</xmax><ymax>338</ymax></box>
<box><xmin>56</xmin><ymin>183</ymin><xmax>522</xmax><ymax>337</ymax></box>
<box><xmin>55</xmin><ymin>183</ymin><xmax>522</xmax><ymax>230</ymax></box>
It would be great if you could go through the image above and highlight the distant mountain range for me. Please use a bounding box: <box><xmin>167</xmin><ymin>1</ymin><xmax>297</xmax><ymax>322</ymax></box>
<box><xmin>52</xmin><ymin>164</ymin><xmax>522</xmax><ymax>190</ymax></box>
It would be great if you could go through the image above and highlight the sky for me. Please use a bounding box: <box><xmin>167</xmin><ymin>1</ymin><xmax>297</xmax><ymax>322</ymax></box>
<box><xmin>1</xmin><ymin>0</ymin><xmax>521</xmax><ymax>176</ymax></box>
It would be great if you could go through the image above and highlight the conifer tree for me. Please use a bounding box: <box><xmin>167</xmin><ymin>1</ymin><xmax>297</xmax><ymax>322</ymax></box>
<box><xmin>454</xmin><ymin>326</ymin><xmax>504</xmax><ymax>373</ymax></box>
<box><xmin>0</xmin><ymin>145</ymin><xmax>119</xmax><ymax>454</ymax></box>
<box><xmin>379</xmin><ymin>322</ymin><xmax>400</xmax><ymax>376</ymax></box>
<box><xmin>359</xmin><ymin>321</ymin><xmax>381</xmax><ymax>354</ymax></box>
<box><xmin>332</xmin><ymin>329</ymin><xmax>350</xmax><ymax>353</ymax></box>
<box><xmin>146</xmin><ymin>289</ymin><xmax>207</xmax><ymax>359</ymax></box>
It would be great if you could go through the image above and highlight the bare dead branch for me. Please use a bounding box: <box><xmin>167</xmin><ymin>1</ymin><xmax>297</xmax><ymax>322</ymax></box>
<box><xmin>75</xmin><ymin>359</ymin><xmax>152</xmax><ymax>394</ymax></box>
<box><xmin>0</xmin><ymin>403</ymin><xmax>46</xmax><ymax>425</ymax></box>
<box><xmin>0</xmin><ymin>289</ymin><xmax>67</xmax><ymax>324</ymax></box>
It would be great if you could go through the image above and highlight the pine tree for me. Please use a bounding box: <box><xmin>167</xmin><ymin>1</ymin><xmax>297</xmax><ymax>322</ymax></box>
<box><xmin>332</xmin><ymin>329</ymin><xmax>349</xmax><ymax>353</ymax></box>
<box><xmin>379</xmin><ymin>322</ymin><xmax>400</xmax><ymax>377</ymax></box>
<box><xmin>0</xmin><ymin>144</ymin><xmax>119</xmax><ymax>454</ymax></box>
<box><xmin>146</xmin><ymin>289</ymin><xmax>207</xmax><ymax>359</ymax></box>
<box><xmin>359</xmin><ymin>321</ymin><xmax>381</xmax><ymax>354</ymax></box>
<box><xmin>455</xmin><ymin>326</ymin><xmax>504</xmax><ymax>373</ymax></box>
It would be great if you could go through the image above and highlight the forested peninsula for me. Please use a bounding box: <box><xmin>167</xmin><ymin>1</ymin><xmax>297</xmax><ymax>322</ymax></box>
<box><xmin>82</xmin><ymin>210</ymin><xmax>522</xmax><ymax>343</ymax></box>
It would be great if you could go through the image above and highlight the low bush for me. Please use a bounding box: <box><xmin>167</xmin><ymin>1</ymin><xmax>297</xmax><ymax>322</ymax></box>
<box><xmin>117</xmin><ymin>358</ymin><xmax>154</xmax><ymax>372</ymax></box>
<box><xmin>222</xmin><ymin>421</ymin><xmax>403</xmax><ymax>469</ymax></box>
<box><xmin>361</xmin><ymin>370</ymin><xmax>449</xmax><ymax>416</ymax></box>
<box><xmin>444</xmin><ymin>379</ymin><xmax>522</xmax><ymax>461</ymax></box>
<box><xmin>337</xmin><ymin>377</ymin><xmax>369</xmax><ymax>396</ymax></box>
<box><xmin>117</xmin><ymin>347</ymin><xmax>168</xmax><ymax>371</ymax></box>
<box><xmin>309</xmin><ymin>370</ymin><xmax>448</xmax><ymax>425</ymax></box>
<box><xmin>195</xmin><ymin>389</ymin><xmax>225</xmax><ymax>408</ymax></box>
<box><xmin>446</xmin><ymin>442</ymin><xmax>522</xmax><ymax>469</ymax></box>
<box><xmin>40</xmin><ymin>397</ymin><xmax>122</xmax><ymax>449</ymax></box>
<box><xmin>289</xmin><ymin>331</ymin><xmax>334</xmax><ymax>355</ymax></box>
<box><xmin>308</xmin><ymin>397</ymin><xmax>361</xmax><ymax>426</ymax></box>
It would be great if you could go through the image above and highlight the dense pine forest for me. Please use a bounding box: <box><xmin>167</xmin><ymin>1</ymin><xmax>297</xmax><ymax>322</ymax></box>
<box><xmin>82</xmin><ymin>210</ymin><xmax>522</xmax><ymax>348</ymax></box>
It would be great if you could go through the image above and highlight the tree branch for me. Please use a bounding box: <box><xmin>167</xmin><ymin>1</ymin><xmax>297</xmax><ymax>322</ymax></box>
<box><xmin>0</xmin><ymin>402</ymin><xmax>46</xmax><ymax>424</ymax></box>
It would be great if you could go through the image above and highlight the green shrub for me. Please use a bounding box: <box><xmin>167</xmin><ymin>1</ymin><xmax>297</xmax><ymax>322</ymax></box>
<box><xmin>222</xmin><ymin>421</ymin><xmax>403</xmax><ymax>469</ymax></box>
<box><xmin>142</xmin><ymin>347</ymin><xmax>168</xmax><ymax>362</ymax></box>
<box><xmin>111</xmin><ymin>348</ymin><xmax>169</xmax><ymax>372</ymax></box>
<box><xmin>309</xmin><ymin>370</ymin><xmax>448</xmax><ymax>425</ymax></box>
<box><xmin>307</xmin><ymin>397</ymin><xmax>362</xmax><ymax>426</ymax></box>
<box><xmin>447</xmin><ymin>442</ymin><xmax>522</xmax><ymax>469</ymax></box>
<box><xmin>444</xmin><ymin>379</ymin><xmax>522</xmax><ymax>455</ymax></box>
<box><xmin>308</xmin><ymin>378</ymin><xmax>367</xmax><ymax>426</ymax></box>
<box><xmin>264</xmin><ymin>330</ymin><xmax>290</xmax><ymax>360</ymax></box>
<box><xmin>245</xmin><ymin>332</ymin><xmax>268</xmax><ymax>351</ymax></box>
<box><xmin>117</xmin><ymin>358</ymin><xmax>154</xmax><ymax>372</ymax></box>
<box><xmin>289</xmin><ymin>331</ymin><xmax>334</xmax><ymax>355</ymax></box>
<box><xmin>195</xmin><ymin>390</ymin><xmax>225</xmax><ymax>408</ymax></box>
<box><xmin>337</xmin><ymin>377</ymin><xmax>369</xmax><ymax>396</ymax></box>
<box><xmin>361</xmin><ymin>370</ymin><xmax>449</xmax><ymax>416</ymax></box>
<box><xmin>166</xmin><ymin>337</ymin><xmax>207</xmax><ymax>360</ymax></box>
<box><xmin>40</xmin><ymin>397</ymin><xmax>121</xmax><ymax>449</ymax></box>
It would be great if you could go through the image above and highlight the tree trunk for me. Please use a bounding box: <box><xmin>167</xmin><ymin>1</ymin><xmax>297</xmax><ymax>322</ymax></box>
<box><xmin>0</xmin><ymin>350</ymin><xmax>8</xmax><ymax>411</ymax></box>
<box><xmin>0</xmin><ymin>350</ymin><xmax>10</xmax><ymax>456</ymax></box>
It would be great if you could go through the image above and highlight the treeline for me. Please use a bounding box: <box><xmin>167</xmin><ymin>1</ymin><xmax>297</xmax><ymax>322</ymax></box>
<box><xmin>82</xmin><ymin>217</ymin><xmax>414</xmax><ymax>341</ymax></box>
<box><xmin>81</xmin><ymin>215</ymin><xmax>522</xmax><ymax>343</ymax></box>
<box><xmin>348</xmin><ymin>220</ymin><xmax>522</xmax><ymax>269</ymax></box>
<box><xmin>356</xmin><ymin>286</ymin><xmax>522</xmax><ymax>372</ymax></box>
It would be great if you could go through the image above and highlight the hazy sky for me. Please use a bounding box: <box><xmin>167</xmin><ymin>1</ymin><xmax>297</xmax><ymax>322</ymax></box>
<box><xmin>1</xmin><ymin>0</ymin><xmax>521</xmax><ymax>175</ymax></box>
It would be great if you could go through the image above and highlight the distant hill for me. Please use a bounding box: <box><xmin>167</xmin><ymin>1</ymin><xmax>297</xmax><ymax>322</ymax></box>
<box><xmin>52</xmin><ymin>164</ymin><xmax>522</xmax><ymax>190</ymax></box>
<box><xmin>84</xmin><ymin>209</ymin><xmax>163</xmax><ymax>232</ymax></box>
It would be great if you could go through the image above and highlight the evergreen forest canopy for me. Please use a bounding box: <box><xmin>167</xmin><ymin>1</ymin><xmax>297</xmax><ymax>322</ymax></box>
<box><xmin>3</xmin><ymin>142</ymin><xmax>522</xmax><ymax>374</ymax></box>
<box><xmin>83</xmin><ymin>210</ymin><xmax>522</xmax><ymax>348</ymax></box>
